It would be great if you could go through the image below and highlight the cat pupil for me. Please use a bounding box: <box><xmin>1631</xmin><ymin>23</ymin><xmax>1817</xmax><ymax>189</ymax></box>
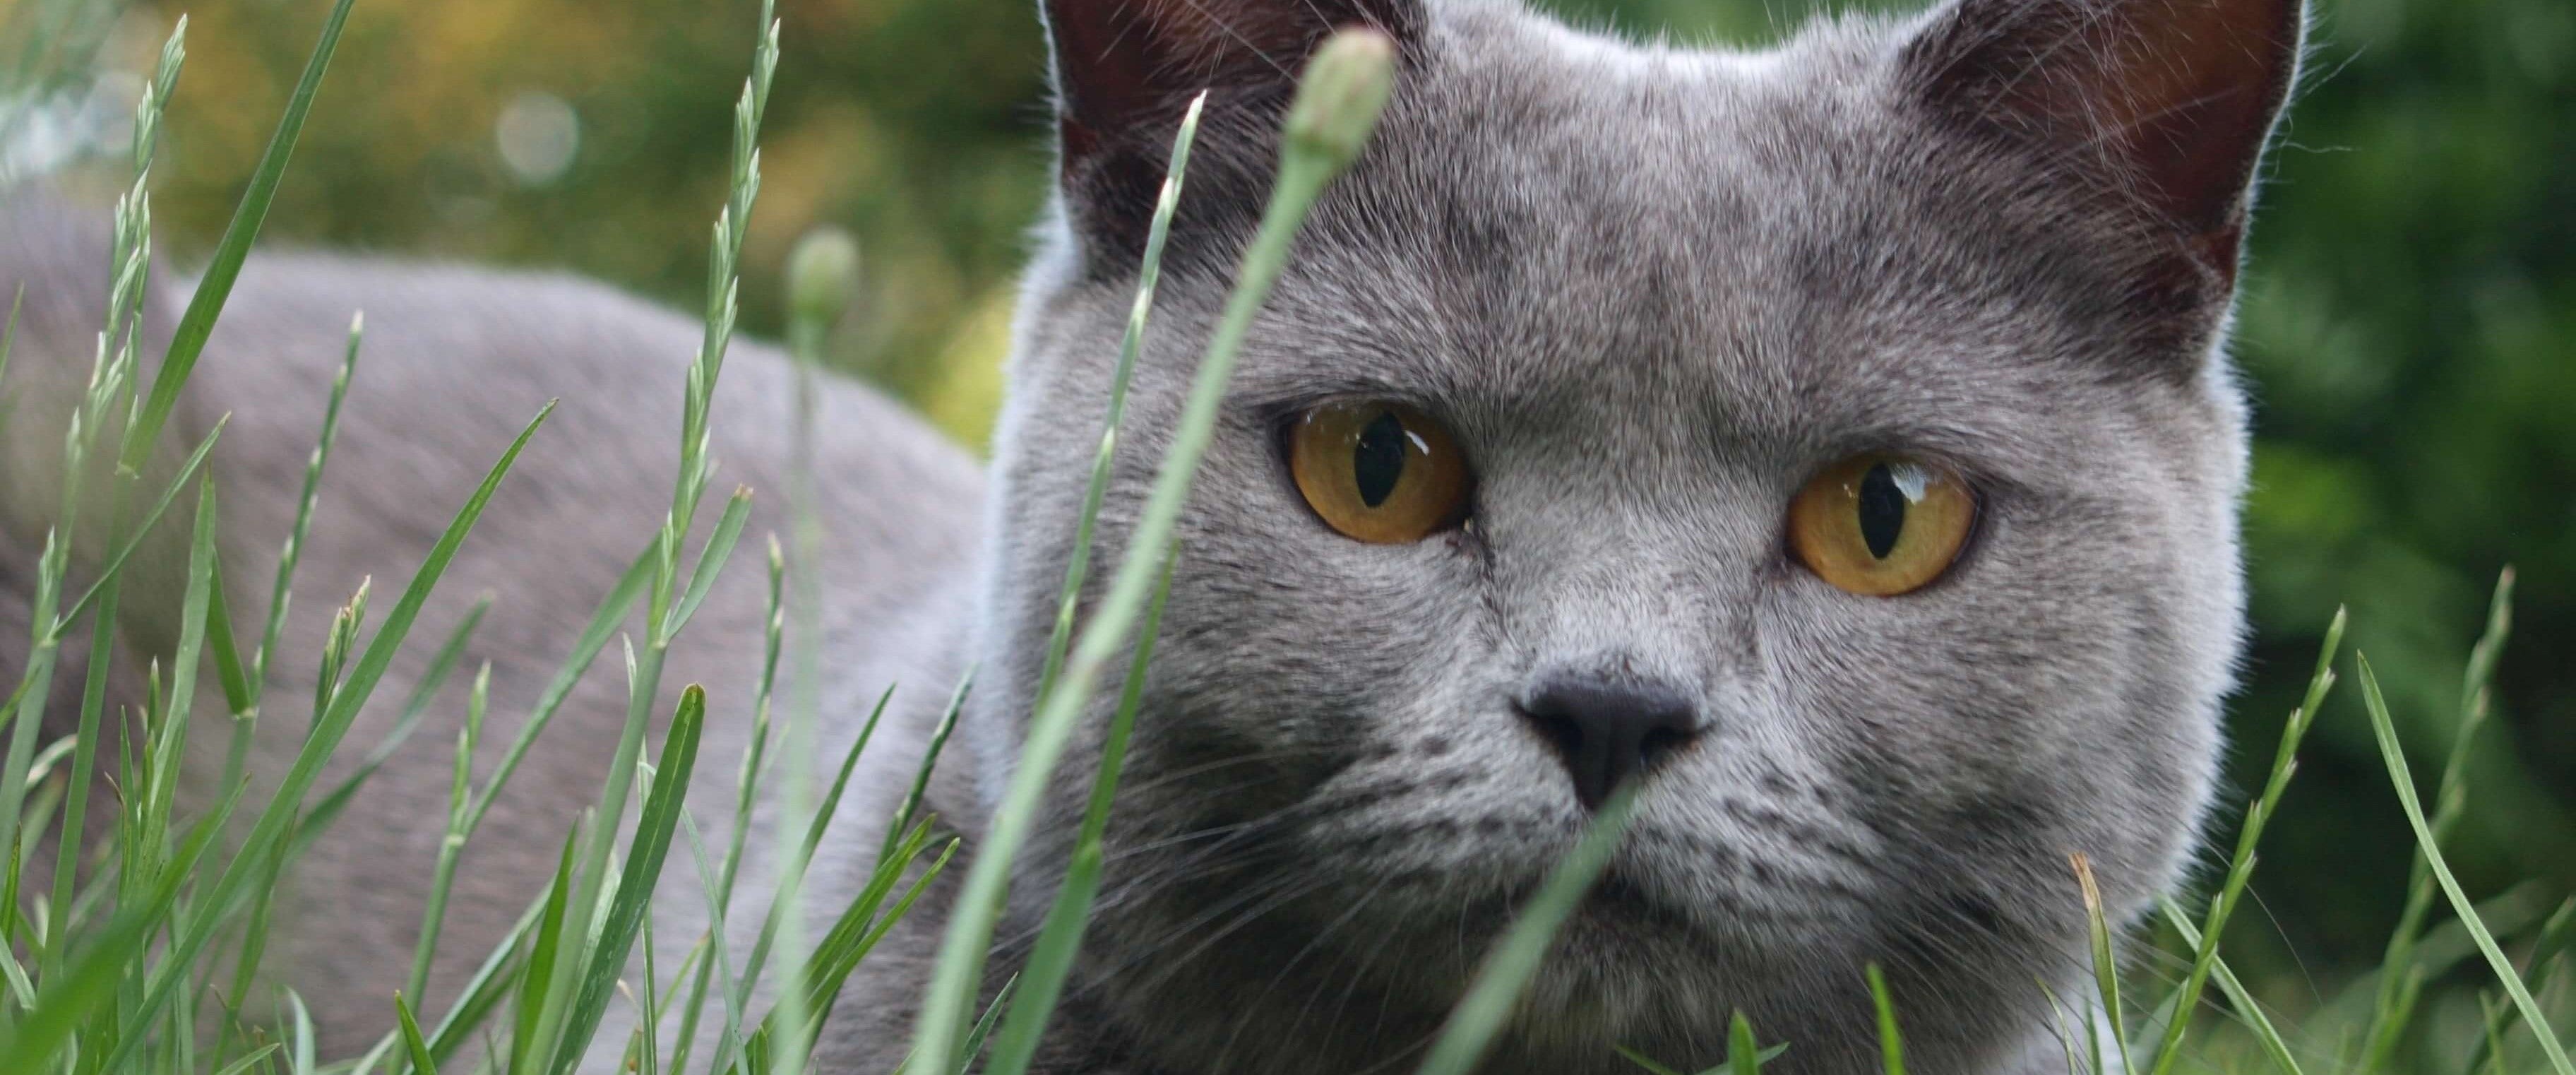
<box><xmin>1857</xmin><ymin>463</ymin><xmax>1907</xmax><ymax>559</ymax></box>
<box><xmin>1353</xmin><ymin>411</ymin><xmax>1408</xmax><ymax>508</ymax></box>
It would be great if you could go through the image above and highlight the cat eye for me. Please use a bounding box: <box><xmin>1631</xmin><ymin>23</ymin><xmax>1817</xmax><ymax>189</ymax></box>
<box><xmin>1288</xmin><ymin>401</ymin><xmax>1473</xmax><ymax>544</ymax></box>
<box><xmin>1788</xmin><ymin>455</ymin><xmax>1977</xmax><ymax>596</ymax></box>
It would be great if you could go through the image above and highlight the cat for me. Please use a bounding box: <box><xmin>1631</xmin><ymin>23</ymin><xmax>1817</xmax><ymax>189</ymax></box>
<box><xmin>0</xmin><ymin>0</ymin><xmax>2303</xmax><ymax>1071</ymax></box>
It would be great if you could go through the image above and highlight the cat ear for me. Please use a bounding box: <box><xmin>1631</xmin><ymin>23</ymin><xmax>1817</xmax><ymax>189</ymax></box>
<box><xmin>1903</xmin><ymin>0</ymin><xmax>2304</xmax><ymax>275</ymax></box>
<box><xmin>1042</xmin><ymin>0</ymin><xmax>1419</xmax><ymax>259</ymax></box>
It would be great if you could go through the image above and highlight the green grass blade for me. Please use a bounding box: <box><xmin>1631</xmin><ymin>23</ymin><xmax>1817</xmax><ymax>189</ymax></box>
<box><xmin>982</xmin><ymin>549</ymin><xmax>1177</xmax><ymax>1075</ymax></box>
<box><xmin>2149</xmin><ymin>607</ymin><xmax>2344</xmax><ymax>1074</ymax></box>
<box><xmin>513</xmin><ymin>826</ymin><xmax>586</xmax><ymax>1075</ymax></box>
<box><xmin>875</xmin><ymin>673</ymin><xmax>965</xmax><ymax>871</ymax></box>
<box><xmin>1729</xmin><ymin>1012</ymin><xmax>1763</xmax><ymax>1074</ymax></box>
<box><xmin>667</xmin><ymin>545</ymin><xmax>792</xmax><ymax>1075</ymax></box>
<box><xmin>206</xmin><ymin>554</ymin><xmax>257</xmax><ymax>735</ymax></box>
<box><xmin>1614</xmin><ymin>1045</ymin><xmax>1689</xmax><ymax>1075</ymax></box>
<box><xmin>1029</xmin><ymin>93</ymin><xmax>1205</xmax><ymax>711</ymax></box>
<box><xmin>2157</xmin><ymin>898</ymin><xmax>2305</xmax><ymax>1075</ymax></box>
<box><xmin>717</xmin><ymin>687</ymin><xmax>894</xmax><ymax>1048</ymax></box>
<box><xmin>679</xmin><ymin>814</ymin><xmax>753</xmax><ymax>1075</ymax></box>
<box><xmin>732</xmin><ymin>826</ymin><xmax>958</xmax><ymax>1069</ymax></box>
<box><xmin>121</xmin><ymin>0</ymin><xmax>357</xmax><ymax>470</ymax></box>
<box><xmin>215</xmin><ymin>1043</ymin><xmax>283</xmax><ymax>1075</ymax></box>
<box><xmin>2357</xmin><ymin>653</ymin><xmax>2576</xmax><ymax>1075</ymax></box>
<box><xmin>462</xmin><ymin>543</ymin><xmax>654</xmax><ymax>833</ymax></box>
<box><xmin>910</xmin><ymin>34</ymin><xmax>1395</xmax><ymax>1073</ymax></box>
<box><xmin>0</xmin><ymin>776</ymin><xmax>236</xmax><ymax>1069</ymax></box>
<box><xmin>2071</xmin><ymin>853</ymin><xmax>2135</xmax><ymax>1075</ymax></box>
<box><xmin>292</xmin><ymin>990</ymin><xmax>319</xmax><ymax>1074</ymax></box>
<box><xmin>1867</xmin><ymin>964</ymin><xmax>1909</xmax><ymax>1075</ymax></box>
<box><xmin>135</xmin><ymin>474</ymin><xmax>221</xmax><ymax>882</ymax></box>
<box><xmin>51</xmin><ymin>416</ymin><xmax>227</xmax><ymax>630</ymax></box>
<box><xmin>417</xmin><ymin>891</ymin><xmax>547</xmax><ymax>1069</ymax></box>
<box><xmin>666</xmin><ymin>489</ymin><xmax>753</xmax><ymax>639</ymax></box>
<box><xmin>0</xmin><ymin>283</ymin><xmax>20</xmax><ymax>396</ymax></box>
<box><xmin>393</xmin><ymin>657</ymin><xmax>491</xmax><ymax>1031</ymax></box>
<box><xmin>1410</xmin><ymin>784</ymin><xmax>1640</xmax><ymax>1075</ymax></box>
<box><xmin>396</xmin><ymin>992</ymin><xmax>441</xmax><ymax>1075</ymax></box>
<box><xmin>549</xmin><ymin>684</ymin><xmax>708</xmax><ymax>1075</ymax></box>
<box><xmin>2361</xmin><ymin>569</ymin><xmax>2512</xmax><ymax>1069</ymax></box>
<box><xmin>951</xmin><ymin>977</ymin><xmax>1015</xmax><ymax>1075</ymax></box>
<box><xmin>103</xmin><ymin>403</ymin><xmax>556</xmax><ymax>1071</ymax></box>
<box><xmin>2466</xmin><ymin>896</ymin><xmax>2575</xmax><ymax>1074</ymax></box>
<box><xmin>257</xmin><ymin>311</ymin><xmax>366</xmax><ymax>684</ymax></box>
<box><xmin>296</xmin><ymin>598</ymin><xmax>489</xmax><ymax>846</ymax></box>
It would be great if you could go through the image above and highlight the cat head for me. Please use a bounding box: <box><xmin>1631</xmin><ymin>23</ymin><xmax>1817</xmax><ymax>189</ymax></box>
<box><xmin>972</xmin><ymin>0</ymin><xmax>2298</xmax><ymax>1069</ymax></box>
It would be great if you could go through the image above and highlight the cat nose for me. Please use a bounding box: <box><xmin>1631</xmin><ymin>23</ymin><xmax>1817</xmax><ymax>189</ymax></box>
<box><xmin>1517</xmin><ymin>676</ymin><xmax>1701</xmax><ymax>811</ymax></box>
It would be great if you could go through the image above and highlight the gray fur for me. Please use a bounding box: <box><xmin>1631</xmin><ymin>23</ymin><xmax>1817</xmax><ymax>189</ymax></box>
<box><xmin>0</xmin><ymin>0</ymin><xmax>2298</xmax><ymax>1071</ymax></box>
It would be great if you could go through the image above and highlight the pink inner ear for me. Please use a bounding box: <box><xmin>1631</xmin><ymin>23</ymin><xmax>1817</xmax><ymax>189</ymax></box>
<box><xmin>2094</xmin><ymin>0</ymin><xmax>2302</xmax><ymax>238</ymax></box>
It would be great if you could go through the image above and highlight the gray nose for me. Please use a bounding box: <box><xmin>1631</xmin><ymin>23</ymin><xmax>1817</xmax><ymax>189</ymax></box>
<box><xmin>1518</xmin><ymin>676</ymin><xmax>1700</xmax><ymax>810</ymax></box>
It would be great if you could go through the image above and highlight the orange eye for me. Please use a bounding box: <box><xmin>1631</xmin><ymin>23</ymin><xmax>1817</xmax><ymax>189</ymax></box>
<box><xmin>1288</xmin><ymin>401</ymin><xmax>1472</xmax><ymax>544</ymax></box>
<box><xmin>1788</xmin><ymin>455</ymin><xmax>1976</xmax><ymax>596</ymax></box>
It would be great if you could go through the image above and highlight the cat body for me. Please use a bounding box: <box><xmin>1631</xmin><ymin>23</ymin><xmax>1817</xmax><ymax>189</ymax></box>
<box><xmin>0</xmin><ymin>0</ymin><xmax>2303</xmax><ymax>1071</ymax></box>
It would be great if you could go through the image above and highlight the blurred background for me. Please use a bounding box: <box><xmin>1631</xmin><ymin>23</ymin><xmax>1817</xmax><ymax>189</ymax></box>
<box><xmin>5</xmin><ymin>0</ymin><xmax>2571</xmax><ymax>1059</ymax></box>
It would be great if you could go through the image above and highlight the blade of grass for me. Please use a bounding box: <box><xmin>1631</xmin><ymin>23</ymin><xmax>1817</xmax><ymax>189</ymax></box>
<box><xmin>982</xmin><ymin>548</ymin><xmax>1177</xmax><ymax>1075</ymax></box>
<box><xmin>873</xmin><ymin>673</ymin><xmax>965</xmax><ymax>872</ymax></box>
<box><xmin>512</xmin><ymin>826</ymin><xmax>586</xmax><ymax>1075</ymax></box>
<box><xmin>704</xmin><ymin>689</ymin><xmax>905</xmax><ymax>1074</ymax></box>
<box><xmin>2465</xmin><ymin>896</ymin><xmax>2575</xmax><ymax>1074</ymax></box>
<box><xmin>1411</xmin><ymin>783</ymin><xmax>1640</xmax><ymax>1075</ymax></box>
<box><xmin>460</xmin><ymin>544</ymin><xmax>654</xmax><ymax>835</ymax></box>
<box><xmin>1027</xmin><ymin>93</ymin><xmax>1205</xmax><ymax>715</ymax></box>
<box><xmin>0</xmin><ymin>775</ymin><xmax>242</xmax><ymax>1069</ymax></box>
<box><xmin>121</xmin><ymin>0</ymin><xmax>356</xmax><ymax>469</ymax></box>
<box><xmin>105</xmin><ymin>403</ymin><xmax>556</xmax><ymax>1072</ymax></box>
<box><xmin>2361</xmin><ymin>569</ymin><xmax>2513</xmax><ymax>1069</ymax></box>
<box><xmin>667</xmin><ymin>489</ymin><xmax>753</xmax><ymax>639</ymax></box>
<box><xmin>256</xmin><ymin>311</ymin><xmax>366</xmax><ymax>686</ymax></box>
<box><xmin>2157</xmin><ymin>897</ymin><xmax>2305</xmax><ymax>1075</ymax></box>
<box><xmin>396</xmin><ymin>992</ymin><xmax>440</xmax><ymax>1075</ymax></box>
<box><xmin>525</xmin><ymin>4</ymin><xmax>780</xmax><ymax>1061</ymax></box>
<box><xmin>2149</xmin><ymin>607</ymin><xmax>2345</xmax><ymax>1074</ymax></box>
<box><xmin>2356</xmin><ymin>653</ymin><xmax>2575</xmax><ymax>1075</ymax></box>
<box><xmin>679</xmin><ymin>815</ymin><xmax>752</xmax><ymax>1075</ymax></box>
<box><xmin>49</xmin><ymin>416</ymin><xmax>227</xmax><ymax>630</ymax></box>
<box><xmin>1729</xmin><ymin>1012</ymin><xmax>1764</xmax><ymax>1074</ymax></box>
<box><xmin>416</xmin><ymin>891</ymin><xmax>547</xmax><ymax>1069</ymax></box>
<box><xmin>296</xmin><ymin>597</ymin><xmax>489</xmax><ymax>846</ymax></box>
<box><xmin>909</xmin><ymin>32</ymin><xmax>1397</xmax><ymax>1074</ymax></box>
<box><xmin>731</xmin><ymin>826</ymin><xmax>959</xmax><ymax>1069</ymax></box>
<box><xmin>2072</xmin><ymin>853</ymin><xmax>2135</xmax><ymax>1075</ymax></box>
<box><xmin>1614</xmin><ymin>1045</ymin><xmax>1688</xmax><ymax>1075</ymax></box>
<box><xmin>215</xmin><ymin>1043</ymin><xmax>282</xmax><ymax>1075</ymax></box>
<box><xmin>389</xmin><ymin>655</ymin><xmax>490</xmax><ymax>1029</ymax></box>
<box><xmin>1867</xmin><ymin>964</ymin><xmax>1909</xmax><ymax>1075</ymax></box>
<box><xmin>667</xmin><ymin>542</ymin><xmax>790</xmax><ymax>1075</ymax></box>
<box><xmin>548</xmin><ymin>684</ymin><xmax>708</xmax><ymax>1075</ymax></box>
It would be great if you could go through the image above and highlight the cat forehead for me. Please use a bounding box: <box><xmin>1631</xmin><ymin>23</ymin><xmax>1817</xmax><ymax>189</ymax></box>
<box><xmin>1224</xmin><ymin>7</ymin><xmax>2154</xmax><ymax>458</ymax></box>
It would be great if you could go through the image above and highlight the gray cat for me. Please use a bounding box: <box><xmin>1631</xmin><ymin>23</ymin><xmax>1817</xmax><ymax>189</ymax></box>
<box><xmin>0</xmin><ymin>0</ymin><xmax>2303</xmax><ymax>1071</ymax></box>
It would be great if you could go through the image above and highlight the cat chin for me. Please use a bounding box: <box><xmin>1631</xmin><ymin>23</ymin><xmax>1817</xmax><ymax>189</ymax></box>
<box><xmin>1297</xmin><ymin>856</ymin><xmax>1880</xmax><ymax>1011</ymax></box>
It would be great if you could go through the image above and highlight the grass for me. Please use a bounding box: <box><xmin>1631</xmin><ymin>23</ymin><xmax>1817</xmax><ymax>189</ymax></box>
<box><xmin>0</xmin><ymin>3</ymin><xmax>2569</xmax><ymax>1074</ymax></box>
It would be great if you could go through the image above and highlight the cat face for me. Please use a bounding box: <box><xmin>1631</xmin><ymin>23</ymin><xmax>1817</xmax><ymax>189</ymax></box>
<box><xmin>972</xmin><ymin>0</ymin><xmax>2297</xmax><ymax>1069</ymax></box>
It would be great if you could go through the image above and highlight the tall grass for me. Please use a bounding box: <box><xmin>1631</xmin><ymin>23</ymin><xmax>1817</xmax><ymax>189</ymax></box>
<box><xmin>0</xmin><ymin>3</ymin><xmax>2567</xmax><ymax>1074</ymax></box>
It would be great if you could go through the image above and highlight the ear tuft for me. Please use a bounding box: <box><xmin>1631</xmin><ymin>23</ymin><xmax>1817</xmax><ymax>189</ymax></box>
<box><xmin>1904</xmin><ymin>0</ymin><xmax>2303</xmax><ymax>271</ymax></box>
<box><xmin>1043</xmin><ymin>0</ymin><xmax>1419</xmax><ymax>262</ymax></box>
